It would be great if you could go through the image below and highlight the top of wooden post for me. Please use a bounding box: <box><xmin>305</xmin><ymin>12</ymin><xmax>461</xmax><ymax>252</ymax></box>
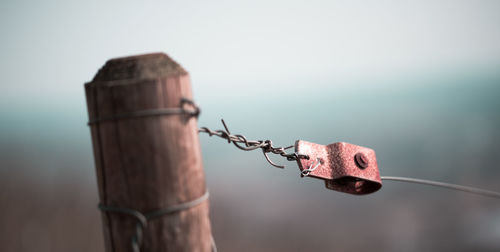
<box><xmin>92</xmin><ymin>52</ymin><xmax>188</xmax><ymax>82</ymax></box>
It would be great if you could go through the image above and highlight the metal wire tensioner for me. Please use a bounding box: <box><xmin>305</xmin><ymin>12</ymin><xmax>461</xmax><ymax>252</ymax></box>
<box><xmin>199</xmin><ymin>119</ymin><xmax>310</xmax><ymax>168</ymax></box>
<box><xmin>88</xmin><ymin>97</ymin><xmax>500</xmax><ymax>199</ymax></box>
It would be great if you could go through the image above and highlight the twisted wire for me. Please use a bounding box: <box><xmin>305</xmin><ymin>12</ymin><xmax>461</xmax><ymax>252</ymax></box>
<box><xmin>199</xmin><ymin>119</ymin><xmax>309</xmax><ymax>168</ymax></box>
<box><xmin>301</xmin><ymin>158</ymin><xmax>322</xmax><ymax>177</ymax></box>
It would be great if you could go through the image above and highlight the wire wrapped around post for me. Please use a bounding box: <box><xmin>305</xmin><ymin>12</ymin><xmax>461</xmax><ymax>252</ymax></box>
<box><xmin>85</xmin><ymin>53</ymin><xmax>214</xmax><ymax>252</ymax></box>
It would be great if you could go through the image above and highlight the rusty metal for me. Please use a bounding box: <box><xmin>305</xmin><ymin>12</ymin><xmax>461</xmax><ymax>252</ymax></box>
<box><xmin>295</xmin><ymin>140</ymin><xmax>382</xmax><ymax>195</ymax></box>
<box><xmin>199</xmin><ymin>122</ymin><xmax>383</xmax><ymax>195</ymax></box>
<box><xmin>194</xmin><ymin>117</ymin><xmax>500</xmax><ymax>198</ymax></box>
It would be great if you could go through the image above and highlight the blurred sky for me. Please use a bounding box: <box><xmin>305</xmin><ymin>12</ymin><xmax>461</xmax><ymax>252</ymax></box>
<box><xmin>1</xmin><ymin>0</ymin><xmax>500</xmax><ymax>251</ymax></box>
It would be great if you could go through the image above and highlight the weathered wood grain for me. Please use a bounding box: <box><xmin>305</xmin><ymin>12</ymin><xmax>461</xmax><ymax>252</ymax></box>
<box><xmin>85</xmin><ymin>53</ymin><xmax>212</xmax><ymax>252</ymax></box>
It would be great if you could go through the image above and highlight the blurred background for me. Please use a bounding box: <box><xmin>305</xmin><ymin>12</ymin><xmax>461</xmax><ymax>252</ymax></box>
<box><xmin>1</xmin><ymin>0</ymin><xmax>500</xmax><ymax>251</ymax></box>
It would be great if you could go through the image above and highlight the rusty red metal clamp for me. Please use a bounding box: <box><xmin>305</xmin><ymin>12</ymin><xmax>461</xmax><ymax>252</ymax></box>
<box><xmin>199</xmin><ymin>119</ymin><xmax>382</xmax><ymax>195</ymax></box>
<box><xmin>199</xmin><ymin>120</ymin><xmax>500</xmax><ymax>199</ymax></box>
<box><xmin>199</xmin><ymin>119</ymin><xmax>500</xmax><ymax>198</ymax></box>
<box><xmin>295</xmin><ymin>140</ymin><xmax>382</xmax><ymax>195</ymax></box>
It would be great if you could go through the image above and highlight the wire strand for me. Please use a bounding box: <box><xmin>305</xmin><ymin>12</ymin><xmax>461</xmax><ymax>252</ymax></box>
<box><xmin>381</xmin><ymin>176</ymin><xmax>500</xmax><ymax>199</ymax></box>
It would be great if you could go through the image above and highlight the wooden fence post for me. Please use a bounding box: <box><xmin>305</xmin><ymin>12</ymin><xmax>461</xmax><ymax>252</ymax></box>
<box><xmin>84</xmin><ymin>53</ymin><xmax>213</xmax><ymax>251</ymax></box>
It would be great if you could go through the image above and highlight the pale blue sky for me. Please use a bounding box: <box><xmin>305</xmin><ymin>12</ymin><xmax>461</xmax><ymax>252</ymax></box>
<box><xmin>1</xmin><ymin>0</ymin><xmax>500</xmax><ymax>106</ymax></box>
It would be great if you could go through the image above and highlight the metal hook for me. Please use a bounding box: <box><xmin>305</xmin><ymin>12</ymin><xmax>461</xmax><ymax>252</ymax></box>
<box><xmin>262</xmin><ymin>150</ymin><xmax>285</xmax><ymax>169</ymax></box>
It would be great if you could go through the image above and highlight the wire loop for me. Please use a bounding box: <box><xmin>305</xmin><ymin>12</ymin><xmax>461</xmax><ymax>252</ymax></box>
<box><xmin>98</xmin><ymin>191</ymin><xmax>216</xmax><ymax>252</ymax></box>
<box><xmin>301</xmin><ymin>158</ymin><xmax>322</xmax><ymax>177</ymax></box>
<box><xmin>87</xmin><ymin>97</ymin><xmax>200</xmax><ymax>125</ymax></box>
